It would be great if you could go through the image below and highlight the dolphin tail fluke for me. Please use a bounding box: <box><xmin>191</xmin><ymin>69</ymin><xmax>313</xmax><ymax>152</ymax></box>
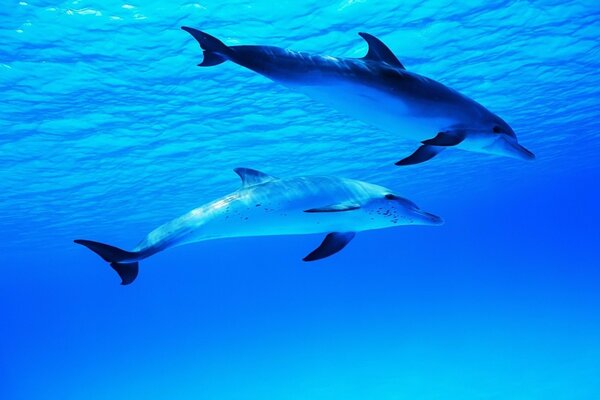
<box><xmin>181</xmin><ymin>27</ymin><xmax>234</xmax><ymax>67</ymax></box>
<box><xmin>74</xmin><ymin>239</ymin><xmax>140</xmax><ymax>285</ymax></box>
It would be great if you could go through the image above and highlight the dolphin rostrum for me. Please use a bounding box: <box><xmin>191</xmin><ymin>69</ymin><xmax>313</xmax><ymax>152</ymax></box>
<box><xmin>75</xmin><ymin>168</ymin><xmax>442</xmax><ymax>285</ymax></box>
<box><xmin>182</xmin><ymin>27</ymin><xmax>535</xmax><ymax>165</ymax></box>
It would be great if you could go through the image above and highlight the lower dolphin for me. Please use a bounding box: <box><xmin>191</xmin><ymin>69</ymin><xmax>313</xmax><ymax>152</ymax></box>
<box><xmin>75</xmin><ymin>168</ymin><xmax>442</xmax><ymax>285</ymax></box>
<box><xmin>181</xmin><ymin>27</ymin><xmax>535</xmax><ymax>165</ymax></box>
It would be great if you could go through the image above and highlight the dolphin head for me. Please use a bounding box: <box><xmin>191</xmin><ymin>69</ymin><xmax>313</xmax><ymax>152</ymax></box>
<box><xmin>363</xmin><ymin>193</ymin><xmax>443</xmax><ymax>227</ymax></box>
<box><xmin>474</xmin><ymin>114</ymin><xmax>535</xmax><ymax>161</ymax></box>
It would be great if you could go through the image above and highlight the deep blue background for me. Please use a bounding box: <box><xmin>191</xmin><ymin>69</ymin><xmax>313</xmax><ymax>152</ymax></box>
<box><xmin>2</xmin><ymin>1</ymin><xmax>599</xmax><ymax>398</ymax></box>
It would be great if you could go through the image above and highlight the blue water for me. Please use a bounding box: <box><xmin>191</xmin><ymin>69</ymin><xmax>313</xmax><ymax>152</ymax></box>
<box><xmin>2</xmin><ymin>0</ymin><xmax>600</xmax><ymax>398</ymax></box>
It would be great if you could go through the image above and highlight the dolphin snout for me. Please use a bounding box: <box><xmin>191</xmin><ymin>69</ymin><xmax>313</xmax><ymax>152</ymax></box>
<box><xmin>498</xmin><ymin>136</ymin><xmax>535</xmax><ymax>161</ymax></box>
<box><xmin>512</xmin><ymin>142</ymin><xmax>535</xmax><ymax>160</ymax></box>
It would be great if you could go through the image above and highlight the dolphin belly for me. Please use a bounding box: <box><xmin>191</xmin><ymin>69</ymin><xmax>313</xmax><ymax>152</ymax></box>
<box><xmin>285</xmin><ymin>78</ymin><xmax>454</xmax><ymax>141</ymax></box>
<box><xmin>177</xmin><ymin>190</ymin><xmax>371</xmax><ymax>242</ymax></box>
<box><xmin>135</xmin><ymin>176</ymin><xmax>386</xmax><ymax>251</ymax></box>
<box><xmin>204</xmin><ymin>203</ymin><xmax>372</xmax><ymax>238</ymax></box>
<box><xmin>224</xmin><ymin>44</ymin><xmax>462</xmax><ymax>140</ymax></box>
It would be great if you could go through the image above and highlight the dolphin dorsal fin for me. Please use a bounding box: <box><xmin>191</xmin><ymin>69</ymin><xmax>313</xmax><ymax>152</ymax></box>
<box><xmin>234</xmin><ymin>167</ymin><xmax>276</xmax><ymax>187</ymax></box>
<box><xmin>358</xmin><ymin>32</ymin><xmax>405</xmax><ymax>69</ymax></box>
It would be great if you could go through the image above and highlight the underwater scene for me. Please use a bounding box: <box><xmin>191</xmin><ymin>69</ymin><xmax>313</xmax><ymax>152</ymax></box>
<box><xmin>2</xmin><ymin>0</ymin><xmax>600</xmax><ymax>398</ymax></box>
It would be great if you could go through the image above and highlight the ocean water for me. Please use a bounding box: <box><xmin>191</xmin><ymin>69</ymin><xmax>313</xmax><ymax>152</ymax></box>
<box><xmin>2</xmin><ymin>0</ymin><xmax>600</xmax><ymax>398</ymax></box>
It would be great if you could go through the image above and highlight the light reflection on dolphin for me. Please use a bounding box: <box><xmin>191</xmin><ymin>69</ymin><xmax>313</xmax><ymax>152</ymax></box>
<box><xmin>182</xmin><ymin>27</ymin><xmax>535</xmax><ymax>165</ymax></box>
<box><xmin>75</xmin><ymin>168</ymin><xmax>442</xmax><ymax>285</ymax></box>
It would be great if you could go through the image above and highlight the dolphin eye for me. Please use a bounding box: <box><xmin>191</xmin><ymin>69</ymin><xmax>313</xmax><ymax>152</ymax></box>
<box><xmin>384</xmin><ymin>194</ymin><xmax>396</xmax><ymax>200</ymax></box>
<box><xmin>493</xmin><ymin>126</ymin><xmax>503</xmax><ymax>133</ymax></box>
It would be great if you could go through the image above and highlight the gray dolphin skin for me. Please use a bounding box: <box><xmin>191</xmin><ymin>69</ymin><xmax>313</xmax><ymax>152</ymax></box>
<box><xmin>181</xmin><ymin>27</ymin><xmax>535</xmax><ymax>165</ymax></box>
<box><xmin>75</xmin><ymin>168</ymin><xmax>442</xmax><ymax>285</ymax></box>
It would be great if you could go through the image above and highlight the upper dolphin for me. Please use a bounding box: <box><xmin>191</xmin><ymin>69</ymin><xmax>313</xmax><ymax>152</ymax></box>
<box><xmin>181</xmin><ymin>27</ymin><xmax>534</xmax><ymax>165</ymax></box>
<box><xmin>75</xmin><ymin>168</ymin><xmax>442</xmax><ymax>285</ymax></box>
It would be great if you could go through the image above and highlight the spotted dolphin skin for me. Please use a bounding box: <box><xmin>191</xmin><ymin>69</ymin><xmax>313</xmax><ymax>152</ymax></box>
<box><xmin>182</xmin><ymin>27</ymin><xmax>534</xmax><ymax>165</ymax></box>
<box><xmin>75</xmin><ymin>168</ymin><xmax>442</xmax><ymax>285</ymax></box>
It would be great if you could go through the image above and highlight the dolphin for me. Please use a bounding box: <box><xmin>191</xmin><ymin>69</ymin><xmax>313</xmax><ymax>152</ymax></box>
<box><xmin>181</xmin><ymin>27</ymin><xmax>534</xmax><ymax>165</ymax></box>
<box><xmin>75</xmin><ymin>168</ymin><xmax>442</xmax><ymax>285</ymax></box>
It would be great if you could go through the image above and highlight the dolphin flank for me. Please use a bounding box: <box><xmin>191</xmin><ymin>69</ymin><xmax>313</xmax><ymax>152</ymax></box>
<box><xmin>75</xmin><ymin>168</ymin><xmax>442</xmax><ymax>285</ymax></box>
<box><xmin>181</xmin><ymin>27</ymin><xmax>535</xmax><ymax>165</ymax></box>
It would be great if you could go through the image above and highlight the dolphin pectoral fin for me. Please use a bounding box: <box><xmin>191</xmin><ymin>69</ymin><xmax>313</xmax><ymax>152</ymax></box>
<box><xmin>421</xmin><ymin>132</ymin><xmax>465</xmax><ymax>146</ymax></box>
<box><xmin>358</xmin><ymin>32</ymin><xmax>405</xmax><ymax>69</ymax></box>
<box><xmin>234</xmin><ymin>167</ymin><xmax>277</xmax><ymax>187</ymax></box>
<box><xmin>303</xmin><ymin>232</ymin><xmax>356</xmax><ymax>262</ymax></box>
<box><xmin>304</xmin><ymin>202</ymin><xmax>361</xmax><ymax>213</ymax></box>
<box><xmin>395</xmin><ymin>145</ymin><xmax>445</xmax><ymax>166</ymax></box>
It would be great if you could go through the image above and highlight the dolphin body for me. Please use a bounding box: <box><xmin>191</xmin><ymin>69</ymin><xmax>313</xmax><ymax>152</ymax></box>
<box><xmin>75</xmin><ymin>168</ymin><xmax>442</xmax><ymax>285</ymax></box>
<box><xmin>182</xmin><ymin>27</ymin><xmax>534</xmax><ymax>165</ymax></box>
